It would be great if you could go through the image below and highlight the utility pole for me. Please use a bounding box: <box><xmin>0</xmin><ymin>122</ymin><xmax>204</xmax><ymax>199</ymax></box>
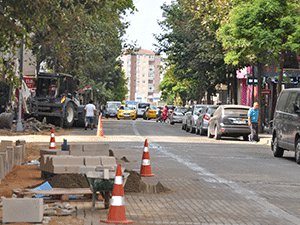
<box><xmin>16</xmin><ymin>38</ymin><xmax>24</xmax><ymax>132</ymax></box>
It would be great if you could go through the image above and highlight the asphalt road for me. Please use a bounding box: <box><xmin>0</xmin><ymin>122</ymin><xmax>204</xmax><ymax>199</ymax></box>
<box><xmin>81</xmin><ymin>119</ymin><xmax>300</xmax><ymax>224</ymax></box>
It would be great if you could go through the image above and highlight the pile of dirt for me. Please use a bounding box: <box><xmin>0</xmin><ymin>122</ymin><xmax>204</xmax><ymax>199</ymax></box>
<box><xmin>124</xmin><ymin>170</ymin><xmax>170</xmax><ymax>194</ymax></box>
<box><xmin>124</xmin><ymin>171</ymin><xmax>143</xmax><ymax>193</ymax></box>
<box><xmin>47</xmin><ymin>174</ymin><xmax>90</xmax><ymax>188</ymax></box>
<box><xmin>24</xmin><ymin>117</ymin><xmax>58</xmax><ymax>132</ymax></box>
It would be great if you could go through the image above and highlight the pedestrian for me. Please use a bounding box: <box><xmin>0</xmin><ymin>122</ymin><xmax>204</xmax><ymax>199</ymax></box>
<box><xmin>162</xmin><ymin>105</ymin><xmax>169</xmax><ymax>122</ymax></box>
<box><xmin>248</xmin><ymin>102</ymin><xmax>260</xmax><ymax>142</ymax></box>
<box><xmin>84</xmin><ymin>99</ymin><xmax>96</xmax><ymax>130</ymax></box>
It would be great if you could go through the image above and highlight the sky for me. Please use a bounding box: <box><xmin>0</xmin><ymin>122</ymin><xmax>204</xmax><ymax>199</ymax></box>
<box><xmin>124</xmin><ymin>0</ymin><xmax>172</xmax><ymax>51</ymax></box>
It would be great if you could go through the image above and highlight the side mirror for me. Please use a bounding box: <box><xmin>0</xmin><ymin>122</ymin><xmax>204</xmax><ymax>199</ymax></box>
<box><xmin>294</xmin><ymin>103</ymin><xmax>300</xmax><ymax>113</ymax></box>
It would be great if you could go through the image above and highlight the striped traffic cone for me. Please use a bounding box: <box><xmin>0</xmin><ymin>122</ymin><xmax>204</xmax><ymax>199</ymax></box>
<box><xmin>140</xmin><ymin>139</ymin><xmax>154</xmax><ymax>177</ymax></box>
<box><xmin>101</xmin><ymin>164</ymin><xmax>133</xmax><ymax>224</ymax></box>
<box><xmin>97</xmin><ymin>113</ymin><xmax>104</xmax><ymax>137</ymax></box>
<box><xmin>49</xmin><ymin>128</ymin><xmax>56</xmax><ymax>150</ymax></box>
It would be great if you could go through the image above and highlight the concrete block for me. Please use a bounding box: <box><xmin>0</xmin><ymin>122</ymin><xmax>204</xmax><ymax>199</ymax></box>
<box><xmin>6</xmin><ymin>146</ymin><xmax>14</xmax><ymax>171</ymax></box>
<box><xmin>16</xmin><ymin>140</ymin><xmax>26</xmax><ymax>161</ymax></box>
<box><xmin>0</xmin><ymin>154</ymin><xmax>5</xmax><ymax>179</ymax></box>
<box><xmin>40</xmin><ymin>150</ymin><xmax>69</xmax><ymax>171</ymax></box>
<box><xmin>52</xmin><ymin>166</ymin><xmax>82</xmax><ymax>174</ymax></box>
<box><xmin>100</xmin><ymin>156</ymin><xmax>116</xmax><ymax>168</ymax></box>
<box><xmin>69</xmin><ymin>144</ymin><xmax>83</xmax><ymax>156</ymax></box>
<box><xmin>83</xmin><ymin>143</ymin><xmax>109</xmax><ymax>156</ymax></box>
<box><xmin>84</xmin><ymin>156</ymin><xmax>101</xmax><ymax>166</ymax></box>
<box><xmin>0</xmin><ymin>151</ymin><xmax>8</xmax><ymax>176</ymax></box>
<box><xmin>14</xmin><ymin>145</ymin><xmax>23</xmax><ymax>166</ymax></box>
<box><xmin>51</xmin><ymin>156</ymin><xmax>84</xmax><ymax>166</ymax></box>
<box><xmin>0</xmin><ymin>140</ymin><xmax>13</xmax><ymax>152</ymax></box>
<box><xmin>3</xmin><ymin>198</ymin><xmax>44</xmax><ymax>223</ymax></box>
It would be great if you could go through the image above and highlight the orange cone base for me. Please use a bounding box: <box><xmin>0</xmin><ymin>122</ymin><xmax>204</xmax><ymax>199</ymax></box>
<box><xmin>140</xmin><ymin>173</ymin><xmax>154</xmax><ymax>177</ymax></box>
<box><xmin>100</xmin><ymin>219</ymin><xmax>133</xmax><ymax>224</ymax></box>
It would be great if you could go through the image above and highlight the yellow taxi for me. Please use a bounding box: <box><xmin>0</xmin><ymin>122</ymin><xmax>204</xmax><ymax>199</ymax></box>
<box><xmin>143</xmin><ymin>106</ymin><xmax>157</xmax><ymax>120</ymax></box>
<box><xmin>117</xmin><ymin>105</ymin><xmax>137</xmax><ymax>120</ymax></box>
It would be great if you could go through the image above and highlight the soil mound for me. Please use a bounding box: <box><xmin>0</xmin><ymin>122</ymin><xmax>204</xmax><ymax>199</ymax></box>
<box><xmin>47</xmin><ymin>174</ymin><xmax>89</xmax><ymax>188</ymax></box>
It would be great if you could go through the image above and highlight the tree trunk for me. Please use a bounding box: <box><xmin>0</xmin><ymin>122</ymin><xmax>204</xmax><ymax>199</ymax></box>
<box><xmin>232</xmin><ymin>71</ymin><xmax>238</xmax><ymax>104</ymax></box>
<box><xmin>277</xmin><ymin>51</ymin><xmax>285</xmax><ymax>94</ymax></box>
<box><xmin>257</xmin><ymin>63</ymin><xmax>263</xmax><ymax>133</ymax></box>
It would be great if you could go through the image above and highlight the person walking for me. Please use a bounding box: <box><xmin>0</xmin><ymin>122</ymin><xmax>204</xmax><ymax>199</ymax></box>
<box><xmin>248</xmin><ymin>102</ymin><xmax>260</xmax><ymax>142</ymax></box>
<box><xmin>84</xmin><ymin>100</ymin><xmax>96</xmax><ymax>130</ymax></box>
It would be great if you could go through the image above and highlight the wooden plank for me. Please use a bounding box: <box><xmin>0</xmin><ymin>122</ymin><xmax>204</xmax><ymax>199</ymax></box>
<box><xmin>14</xmin><ymin>188</ymin><xmax>92</xmax><ymax>196</ymax></box>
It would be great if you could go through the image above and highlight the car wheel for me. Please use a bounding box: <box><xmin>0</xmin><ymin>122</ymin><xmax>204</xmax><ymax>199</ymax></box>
<box><xmin>207</xmin><ymin>126</ymin><xmax>213</xmax><ymax>138</ymax></box>
<box><xmin>214</xmin><ymin>126</ymin><xmax>221</xmax><ymax>140</ymax></box>
<box><xmin>243</xmin><ymin>135</ymin><xmax>249</xmax><ymax>141</ymax></box>
<box><xmin>186</xmin><ymin>124</ymin><xmax>190</xmax><ymax>132</ymax></box>
<box><xmin>170</xmin><ymin>120</ymin><xmax>175</xmax><ymax>125</ymax></box>
<box><xmin>63</xmin><ymin>103</ymin><xmax>75</xmax><ymax>128</ymax></box>
<box><xmin>272</xmin><ymin>135</ymin><xmax>284</xmax><ymax>157</ymax></box>
<box><xmin>295</xmin><ymin>140</ymin><xmax>300</xmax><ymax>164</ymax></box>
<box><xmin>182</xmin><ymin>123</ymin><xmax>186</xmax><ymax>130</ymax></box>
<box><xmin>190</xmin><ymin>126</ymin><xmax>195</xmax><ymax>133</ymax></box>
<box><xmin>199</xmin><ymin>125</ymin><xmax>204</xmax><ymax>136</ymax></box>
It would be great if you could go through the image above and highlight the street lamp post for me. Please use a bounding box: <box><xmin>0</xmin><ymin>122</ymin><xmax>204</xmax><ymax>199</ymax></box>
<box><xmin>16</xmin><ymin>38</ymin><xmax>24</xmax><ymax>132</ymax></box>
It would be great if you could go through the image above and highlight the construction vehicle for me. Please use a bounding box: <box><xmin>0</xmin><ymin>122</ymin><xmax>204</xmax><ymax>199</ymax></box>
<box><xmin>30</xmin><ymin>73</ymin><xmax>82</xmax><ymax>128</ymax></box>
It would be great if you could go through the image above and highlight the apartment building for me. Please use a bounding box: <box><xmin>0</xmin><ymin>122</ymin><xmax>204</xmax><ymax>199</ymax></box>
<box><xmin>121</xmin><ymin>49</ymin><xmax>162</xmax><ymax>103</ymax></box>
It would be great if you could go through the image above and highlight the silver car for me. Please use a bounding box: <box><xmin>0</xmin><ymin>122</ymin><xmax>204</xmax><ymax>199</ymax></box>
<box><xmin>195</xmin><ymin>105</ymin><xmax>218</xmax><ymax>135</ymax></box>
<box><xmin>182</xmin><ymin>105</ymin><xmax>206</xmax><ymax>133</ymax></box>
<box><xmin>169</xmin><ymin>107</ymin><xmax>188</xmax><ymax>124</ymax></box>
<box><xmin>207</xmin><ymin>105</ymin><xmax>251</xmax><ymax>140</ymax></box>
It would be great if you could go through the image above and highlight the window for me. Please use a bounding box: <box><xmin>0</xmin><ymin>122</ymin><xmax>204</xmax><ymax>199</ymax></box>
<box><xmin>286</xmin><ymin>92</ymin><xmax>297</xmax><ymax>114</ymax></box>
<box><xmin>276</xmin><ymin>91</ymin><xmax>289</xmax><ymax>112</ymax></box>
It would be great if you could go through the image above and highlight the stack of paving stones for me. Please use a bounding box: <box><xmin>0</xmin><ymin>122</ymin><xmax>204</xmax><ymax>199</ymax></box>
<box><xmin>40</xmin><ymin>143</ymin><xmax>116</xmax><ymax>176</ymax></box>
<box><xmin>0</xmin><ymin>140</ymin><xmax>27</xmax><ymax>182</ymax></box>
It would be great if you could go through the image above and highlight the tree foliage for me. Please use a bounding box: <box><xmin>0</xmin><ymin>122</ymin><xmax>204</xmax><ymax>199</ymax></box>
<box><xmin>156</xmin><ymin>0</ymin><xmax>231</xmax><ymax>103</ymax></box>
<box><xmin>0</xmin><ymin>0</ymin><xmax>134</xmax><ymax>102</ymax></box>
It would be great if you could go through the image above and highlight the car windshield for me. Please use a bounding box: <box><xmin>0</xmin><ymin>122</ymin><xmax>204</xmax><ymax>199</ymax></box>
<box><xmin>175</xmin><ymin>107</ymin><xmax>187</xmax><ymax>113</ymax></box>
<box><xmin>149</xmin><ymin>106</ymin><xmax>157</xmax><ymax>110</ymax></box>
<box><xmin>138</xmin><ymin>103</ymin><xmax>150</xmax><ymax>109</ymax></box>
<box><xmin>194</xmin><ymin>107</ymin><xmax>204</xmax><ymax>114</ymax></box>
<box><xmin>224</xmin><ymin>108</ymin><xmax>249</xmax><ymax>116</ymax></box>
<box><xmin>207</xmin><ymin>107</ymin><xmax>218</xmax><ymax>115</ymax></box>
<box><xmin>119</xmin><ymin>106</ymin><xmax>134</xmax><ymax>110</ymax></box>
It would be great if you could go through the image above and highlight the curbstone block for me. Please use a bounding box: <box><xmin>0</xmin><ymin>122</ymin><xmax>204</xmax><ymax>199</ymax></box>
<box><xmin>69</xmin><ymin>144</ymin><xmax>84</xmax><ymax>156</ymax></box>
<box><xmin>84</xmin><ymin>156</ymin><xmax>102</xmax><ymax>166</ymax></box>
<box><xmin>0</xmin><ymin>140</ymin><xmax>13</xmax><ymax>152</ymax></box>
<box><xmin>6</xmin><ymin>146</ymin><xmax>14</xmax><ymax>171</ymax></box>
<box><xmin>100</xmin><ymin>156</ymin><xmax>116</xmax><ymax>168</ymax></box>
<box><xmin>83</xmin><ymin>143</ymin><xmax>109</xmax><ymax>156</ymax></box>
<box><xmin>3</xmin><ymin>198</ymin><xmax>44</xmax><ymax>223</ymax></box>
<box><xmin>14</xmin><ymin>145</ymin><xmax>23</xmax><ymax>166</ymax></box>
<box><xmin>0</xmin><ymin>151</ymin><xmax>8</xmax><ymax>176</ymax></box>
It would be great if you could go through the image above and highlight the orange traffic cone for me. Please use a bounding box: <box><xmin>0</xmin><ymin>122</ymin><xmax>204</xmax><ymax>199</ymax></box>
<box><xmin>140</xmin><ymin>139</ymin><xmax>154</xmax><ymax>177</ymax></box>
<box><xmin>49</xmin><ymin>128</ymin><xmax>56</xmax><ymax>150</ymax></box>
<box><xmin>97</xmin><ymin>113</ymin><xmax>104</xmax><ymax>137</ymax></box>
<box><xmin>101</xmin><ymin>164</ymin><xmax>133</xmax><ymax>224</ymax></box>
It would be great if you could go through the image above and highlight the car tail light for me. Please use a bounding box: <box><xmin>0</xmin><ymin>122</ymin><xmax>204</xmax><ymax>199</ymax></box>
<box><xmin>203</xmin><ymin>114</ymin><xmax>210</xmax><ymax>121</ymax></box>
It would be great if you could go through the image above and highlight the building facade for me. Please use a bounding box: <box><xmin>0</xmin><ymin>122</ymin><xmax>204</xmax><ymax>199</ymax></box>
<box><xmin>121</xmin><ymin>49</ymin><xmax>162</xmax><ymax>103</ymax></box>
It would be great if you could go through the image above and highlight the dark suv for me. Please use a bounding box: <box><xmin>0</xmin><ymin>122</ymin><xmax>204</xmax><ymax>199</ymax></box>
<box><xmin>272</xmin><ymin>88</ymin><xmax>300</xmax><ymax>164</ymax></box>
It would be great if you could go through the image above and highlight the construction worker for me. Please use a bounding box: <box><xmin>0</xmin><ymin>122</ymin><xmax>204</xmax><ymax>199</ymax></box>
<box><xmin>84</xmin><ymin>99</ymin><xmax>96</xmax><ymax>130</ymax></box>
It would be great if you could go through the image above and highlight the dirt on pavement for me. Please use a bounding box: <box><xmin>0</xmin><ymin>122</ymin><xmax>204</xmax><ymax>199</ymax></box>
<box><xmin>47</xmin><ymin>174</ymin><xmax>90</xmax><ymax>188</ymax></box>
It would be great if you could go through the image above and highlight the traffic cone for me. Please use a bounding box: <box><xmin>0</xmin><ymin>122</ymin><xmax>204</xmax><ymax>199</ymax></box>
<box><xmin>97</xmin><ymin>113</ymin><xmax>104</xmax><ymax>137</ymax></box>
<box><xmin>101</xmin><ymin>164</ymin><xmax>133</xmax><ymax>224</ymax></box>
<box><xmin>49</xmin><ymin>128</ymin><xmax>56</xmax><ymax>150</ymax></box>
<box><xmin>140</xmin><ymin>139</ymin><xmax>154</xmax><ymax>177</ymax></box>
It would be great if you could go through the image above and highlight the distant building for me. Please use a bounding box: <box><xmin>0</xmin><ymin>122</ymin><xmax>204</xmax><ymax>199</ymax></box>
<box><xmin>121</xmin><ymin>49</ymin><xmax>162</xmax><ymax>103</ymax></box>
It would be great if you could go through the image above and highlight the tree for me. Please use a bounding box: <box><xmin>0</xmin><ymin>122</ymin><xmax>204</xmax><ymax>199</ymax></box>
<box><xmin>218</xmin><ymin>0</ymin><xmax>300</xmax><ymax>129</ymax></box>
<box><xmin>156</xmin><ymin>0</ymin><xmax>231</xmax><ymax>104</ymax></box>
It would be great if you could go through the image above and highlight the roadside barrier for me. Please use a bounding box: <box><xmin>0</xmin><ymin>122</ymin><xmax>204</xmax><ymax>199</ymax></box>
<box><xmin>49</xmin><ymin>128</ymin><xmax>56</xmax><ymax>150</ymax></box>
<box><xmin>97</xmin><ymin>113</ymin><xmax>104</xmax><ymax>137</ymax></box>
<box><xmin>101</xmin><ymin>164</ymin><xmax>133</xmax><ymax>224</ymax></box>
<box><xmin>140</xmin><ymin>139</ymin><xmax>154</xmax><ymax>177</ymax></box>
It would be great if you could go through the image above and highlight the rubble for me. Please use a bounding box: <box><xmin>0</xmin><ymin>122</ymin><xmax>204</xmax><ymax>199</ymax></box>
<box><xmin>24</xmin><ymin>117</ymin><xmax>58</xmax><ymax>132</ymax></box>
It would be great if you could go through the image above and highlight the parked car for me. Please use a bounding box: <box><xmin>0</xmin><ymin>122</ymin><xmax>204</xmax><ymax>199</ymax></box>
<box><xmin>117</xmin><ymin>105</ymin><xmax>137</xmax><ymax>120</ymax></box>
<box><xmin>143</xmin><ymin>106</ymin><xmax>157</xmax><ymax>120</ymax></box>
<box><xmin>182</xmin><ymin>105</ymin><xmax>206</xmax><ymax>133</ymax></box>
<box><xmin>104</xmin><ymin>101</ymin><xmax>122</xmax><ymax>118</ymax></box>
<box><xmin>207</xmin><ymin>105</ymin><xmax>250</xmax><ymax>140</ymax></box>
<box><xmin>195</xmin><ymin>105</ymin><xmax>218</xmax><ymax>135</ymax></box>
<box><xmin>169</xmin><ymin>107</ymin><xmax>188</xmax><ymax>125</ymax></box>
<box><xmin>271</xmin><ymin>88</ymin><xmax>300</xmax><ymax>164</ymax></box>
<box><xmin>136</xmin><ymin>103</ymin><xmax>150</xmax><ymax>118</ymax></box>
